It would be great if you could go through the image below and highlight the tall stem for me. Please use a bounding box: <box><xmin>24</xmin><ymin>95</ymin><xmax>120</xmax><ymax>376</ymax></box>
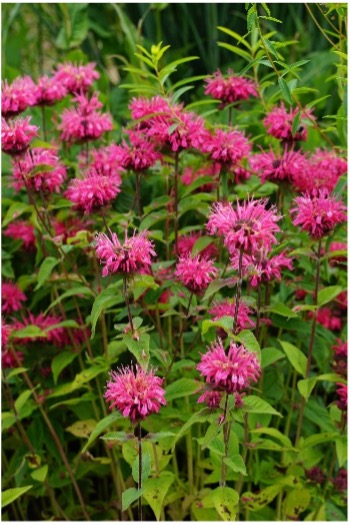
<box><xmin>220</xmin><ymin>393</ymin><xmax>230</xmax><ymax>487</ymax></box>
<box><xmin>123</xmin><ymin>275</ymin><xmax>134</xmax><ymax>331</ymax></box>
<box><xmin>295</xmin><ymin>239</ymin><xmax>322</xmax><ymax>445</ymax></box>
<box><xmin>137</xmin><ymin>423</ymin><xmax>143</xmax><ymax>521</ymax></box>
<box><xmin>135</xmin><ymin>171</ymin><xmax>143</xmax><ymax>218</ymax></box>
<box><xmin>233</xmin><ymin>249</ymin><xmax>244</xmax><ymax>331</ymax></box>
<box><xmin>174</xmin><ymin>151</ymin><xmax>179</xmax><ymax>255</ymax></box>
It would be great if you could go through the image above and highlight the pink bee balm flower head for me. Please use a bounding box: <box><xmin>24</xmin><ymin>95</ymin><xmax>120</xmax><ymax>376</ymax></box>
<box><xmin>1</xmin><ymin>76</ymin><xmax>37</xmax><ymax>118</ymax></box>
<box><xmin>263</xmin><ymin>103</ymin><xmax>315</xmax><ymax>143</ymax></box>
<box><xmin>3</xmin><ymin>220</ymin><xmax>36</xmax><ymax>249</ymax></box>
<box><xmin>129</xmin><ymin>95</ymin><xmax>178</xmax><ymax>130</ymax></box>
<box><xmin>207</xmin><ymin>198</ymin><xmax>281</xmax><ymax>256</ymax></box>
<box><xmin>12</xmin><ymin>147</ymin><xmax>67</xmax><ymax>193</ymax></box>
<box><xmin>1</xmin><ymin>283</ymin><xmax>27</xmax><ymax>314</ymax></box>
<box><xmin>332</xmin><ymin>468</ymin><xmax>347</xmax><ymax>492</ymax></box>
<box><xmin>291</xmin><ymin>188</ymin><xmax>346</xmax><ymax>239</ymax></box>
<box><xmin>201</xmin><ymin>128</ymin><xmax>251</xmax><ymax>167</ymax></box>
<box><xmin>197</xmin><ymin>339</ymin><xmax>261</xmax><ymax>393</ymax></box>
<box><xmin>177</xmin><ymin>232</ymin><xmax>218</xmax><ymax>259</ymax></box>
<box><xmin>95</xmin><ymin>230</ymin><xmax>156</xmax><ymax>277</ymax></box>
<box><xmin>312</xmin><ymin>307</ymin><xmax>342</xmax><ymax>332</ymax></box>
<box><xmin>336</xmin><ymin>382</ymin><xmax>347</xmax><ymax>412</ymax></box>
<box><xmin>293</xmin><ymin>149</ymin><xmax>347</xmax><ymax>193</ymax></box>
<box><xmin>332</xmin><ymin>338</ymin><xmax>347</xmax><ymax>377</ymax></box>
<box><xmin>204</xmin><ymin>69</ymin><xmax>258</xmax><ymax>107</ymax></box>
<box><xmin>250</xmin><ymin>148</ymin><xmax>308</xmax><ymax>184</ymax></box>
<box><xmin>65</xmin><ymin>168</ymin><xmax>121</xmax><ymax>214</ymax></box>
<box><xmin>175</xmin><ymin>253</ymin><xmax>218</xmax><ymax>295</ymax></box>
<box><xmin>210</xmin><ymin>299</ymin><xmax>255</xmax><ymax>332</ymax></box>
<box><xmin>197</xmin><ymin>389</ymin><xmax>223</xmax><ymax>408</ymax></box>
<box><xmin>1</xmin><ymin>117</ymin><xmax>38</xmax><ymax>156</ymax></box>
<box><xmin>12</xmin><ymin>312</ymin><xmax>68</xmax><ymax>346</ymax></box>
<box><xmin>117</xmin><ymin>129</ymin><xmax>162</xmax><ymax>171</ymax></box>
<box><xmin>87</xmin><ymin>144</ymin><xmax>124</xmax><ymax>180</ymax></box>
<box><xmin>34</xmin><ymin>75</ymin><xmax>67</xmax><ymax>106</ymax></box>
<box><xmin>231</xmin><ymin>249</ymin><xmax>293</xmax><ymax>287</ymax></box>
<box><xmin>59</xmin><ymin>92</ymin><xmax>113</xmax><ymax>144</ymax></box>
<box><xmin>54</xmin><ymin>62</ymin><xmax>99</xmax><ymax>94</ymax></box>
<box><xmin>104</xmin><ymin>365</ymin><xmax>166</xmax><ymax>423</ymax></box>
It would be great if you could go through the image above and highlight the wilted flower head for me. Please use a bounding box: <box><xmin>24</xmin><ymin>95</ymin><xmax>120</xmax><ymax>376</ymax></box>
<box><xmin>54</xmin><ymin>62</ymin><xmax>99</xmax><ymax>94</ymax></box>
<box><xmin>305</xmin><ymin>466</ymin><xmax>325</xmax><ymax>484</ymax></box>
<box><xmin>250</xmin><ymin>148</ymin><xmax>308</xmax><ymax>184</ymax></box>
<box><xmin>197</xmin><ymin>339</ymin><xmax>261</xmax><ymax>393</ymax></box>
<box><xmin>65</xmin><ymin>168</ymin><xmax>121</xmax><ymax>214</ymax></box>
<box><xmin>292</xmin><ymin>188</ymin><xmax>346</xmax><ymax>239</ymax></box>
<box><xmin>336</xmin><ymin>382</ymin><xmax>347</xmax><ymax>411</ymax></box>
<box><xmin>104</xmin><ymin>365</ymin><xmax>166</xmax><ymax>422</ymax></box>
<box><xmin>95</xmin><ymin>230</ymin><xmax>156</xmax><ymax>277</ymax></box>
<box><xmin>2</xmin><ymin>283</ymin><xmax>27</xmax><ymax>314</ymax></box>
<box><xmin>2</xmin><ymin>76</ymin><xmax>37</xmax><ymax>118</ymax></box>
<box><xmin>332</xmin><ymin>468</ymin><xmax>347</xmax><ymax>492</ymax></box>
<box><xmin>202</xmin><ymin>128</ymin><xmax>251</xmax><ymax>167</ymax></box>
<box><xmin>263</xmin><ymin>103</ymin><xmax>314</xmax><ymax>142</ymax></box>
<box><xmin>34</xmin><ymin>75</ymin><xmax>67</xmax><ymax>106</ymax></box>
<box><xmin>207</xmin><ymin>198</ymin><xmax>281</xmax><ymax>255</ymax></box>
<box><xmin>231</xmin><ymin>249</ymin><xmax>293</xmax><ymax>287</ymax></box>
<box><xmin>1</xmin><ymin>117</ymin><xmax>38</xmax><ymax>155</ymax></box>
<box><xmin>175</xmin><ymin>253</ymin><xmax>218</xmax><ymax>294</ymax></box>
<box><xmin>117</xmin><ymin>130</ymin><xmax>161</xmax><ymax>171</ymax></box>
<box><xmin>292</xmin><ymin>149</ymin><xmax>347</xmax><ymax>193</ymax></box>
<box><xmin>204</xmin><ymin>69</ymin><xmax>258</xmax><ymax>107</ymax></box>
<box><xmin>12</xmin><ymin>312</ymin><xmax>67</xmax><ymax>346</ymax></box>
<box><xmin>12</xmin><ymin>147</ymin><xmax>67</xmax><ymax>193</ymax></box>
<box><xmin>3</xmin><ymin>220</ymin><xmax>36</xmax><ymax>249</ymax></box>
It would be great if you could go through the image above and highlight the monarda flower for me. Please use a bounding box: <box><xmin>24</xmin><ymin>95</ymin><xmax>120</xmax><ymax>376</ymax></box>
<box><xmin>204</xmin><ymin>69</ymin><xmax>258</xmax><ymax>107</ymax></box>
<box><xmin>231</xmin><ymin>249</ymin><xmax>293</xmax><ymax>287</ymax></box>
<box><xmin>95</xmin><ymin>230</ymin><xmax>156</xmax><ymax>277</ymax></box>
<box><xmin>250</xmin><ymin>148</ymin><xmax>308</xmax><ymax>184</ymax></box>
<box><xmin>12</xmin><ymin>147</ymin><xmax>67</xmax><ymax>193</ymax></box>
<box><xmin>2</xmin><ymin>283</ymin><xmax>27</xmax><ymax>314</ymax></box>
<box><xmin>293</xmin><ymin>149</ymin><xmax>347</xmax><ymax>193</ymax></box>
<box><xmin>12</xmin><ymin>313</ymin><xmax>68</xmax><ymax>346</ymax></box>
<box><xmin>88</xmin><ymin>145</ymin><xmax>124</xmax><ymax>179</ymax></box>
<box><xmin>333</xmin><ymin>339</ymin><xmax>347</xmax><ymax>377</ymax></box>
<box><xmin>197</xmin><ymin>339</ymin><xmax>261</xmax><ymax>393</ymax></box>
<box><xmin>291</xmin><ymin>188</ymin><xmax>346</xmax><ymax>239</ymax></box>
<box><xmin>197</xmin><ymin>389</ymin><xmax>223</xmax><ymax>409</ymax></box>
<box><xmin>59</xmin><ymin>92</ymin><xmax>113</xmax><ymax>144</ymax></box>
<box><xmin>34</xmin><ymin>75</ymin><xmax>67</xmax><ymax>106</ymax></box>
<box><xmin>1</xmin><ymin>321</ymin><xmax>23</xmax><ymax>369</ymax></box>
<box><xmin>3</xmin><ymin>220</ymin><xmax>36</xmax><ymax>249</ymax></box>
<box><xmin>129</xmin><ymin>95</ymin><xmax>178</xmax><ymax>130</ymax></box>
<box><xmin>175</xmin><ymin>254</ymin><xmax>218</xmax><ymax>295</ymax></box>
<box><xmin>305</xmin><ymin>466</ymin><xmax>325</xmax><ymax>485</ymax></box>
<box><xmin>263</xmin><ymin>103</ymin><xmax>314</xmax><ymax>142</ymax></box>
<box><xmin>332</xmin><ymin>468</ymin><xmax>347</xmax><ymax>492</ymax></box>
<box><xmin>117</xmin><ymin>130</ymin><xmax>161</xmax><ymax>171</ymax></box>
<box><xmin>104</xmin><ymin>365</ymin><xmax>166</xmax><ymax>423</ymax></box>
<box><xmin>65</xmin><ymin>169</ymin><xmax>121</xmax><ymax>214</ymax></box>
<box><xmin>336</xmin><ymin>383</ymin><xmax>347</xmax><ymax>412</ymax></box>
<box><xmin>207</xmin><ymin>198</ymin><xmax>281</xmax><ymax>255</ymax></box>
<box><xmin>201</xmin><ymin>128</ymin><xmax>251</xmax><ymax>168</ymax></box>
<box><xmin>313</xmin><ymin>307</ymin><xmax>342</xmax><ymax>332</ymax></box>
<box><xmin>209</xmin><ymin>299</ymin><xmax>255</xmax><ymax>332</ymax></box>
<box><xmin>1</xmin><ymin>117</ymin><xmax>38</xmax><ymax>155</ymax></box>
<box><xmin>53</xmin><ymin>62</ymin><xmax>100</xmax><ymax>94</ymax></box>
<box><xmin>177</xmin><ymin>232</ymin><xmax>218</xmax><ymax>259</ymax></box>
<box><xmin>1</xmin><ymin>76</ymin><xmax>37</xmax><ymax>118</ymax></box>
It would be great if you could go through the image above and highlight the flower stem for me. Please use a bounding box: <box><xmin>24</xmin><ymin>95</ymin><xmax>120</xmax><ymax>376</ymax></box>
<box><xmin>123</xmin><ymin>275</ymin><xmax>134</xmax><ymax>332</ymax></box>
<box><xmin>233</xmin><ymin>249</ymin><xmax>244</xmax><ymax>331</ymax></box>
<box><xmin>174</xmin><ymin>151</ymin><xmax>179</xmax><ymax>255</ymax></box>
<box><xmin>220</xmin><ymin>392</ymin><xmax>230</xmax><ymax>487</ymax></box>
<box><xmin>135</xmin><ymin>171</ymin><xmax>143</xmax><ymax>218</ymax></box>
<box><xmin>137</xmin><ymin>422</ymin><xmax>143</xmax><ymax>521</ymax></box>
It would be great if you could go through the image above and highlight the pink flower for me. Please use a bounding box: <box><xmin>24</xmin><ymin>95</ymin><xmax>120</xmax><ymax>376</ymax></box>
<box><xmin>292</xmin><ymin>188</ymin><xmax>346</xmax><ymax>239</ymax></box>
<box><xmin>95</xmin><ymin>230</ymin><xmax>156</xmax><ymax>277</ymax></box>
<box><xmin>209</xmin><ymin>299</ymin><xmax>255</xmax><ymax>332</ymax></box>
<box><xmin>231</xmin><ymin>249</ymin><xmax>293</xmax><ymax>287</ymax></box>
<box><xmin>104</xmin><ymin>365</ymin><xmax>166</xmax><ymax>422</ymax></box>
<box><xmin>53</xmin><ymin>216</ymin><xmax>91</xmax><ymax>244</ymax></box>
<box><xmin>250</xmin><ymin>148</ymin><xmax>308</xmax><ymax>184</ymax></box>
<box><xmin>12</xmin><ymin>313</ymin><xmax>68</xmax><ymax>346</ymax></box>
<box><xmin>332</xmin><ymin>339</ymin><xmax>347</xmax><ymax>377</ymax></box>
<box><xmin>197</xmin><ymin>339</ymin><xmax>261</xmax><ymax>393</ymax></box>
<box><xmin>197</xmin><ymin>389</ymin><xmax>223</xmax><ymax>408</ymax></box>
<box><xmin>263</xmin><ymin>103</ymin><xmax>314</xmax><ymax>142</ymax></box>
<box><xmin>207</xmin><ymin>198</ymin><xmax>281</xmax><ymax>255</ymax></box>
<box><xmin>87</xmin><ymin>145</ymin><xmax>124</xmax><ymax>179</ymax></box>
<box><xmin>3</xmin><ymin>221</ymin><xmax>36</xmax><ymax>249</ymax></box>
<box><xmin>293</xmin><ymin>149</ymin><xmax>347</xmax><ymax>193</ymax></box>
<box><xmin>313</xmin><ymin>307</ymin><xmax>342</xmax><ymax>332</ymax></box>
<box><xmin>34</xmin><ymin>75</ymin><xmax>67</xmax><ymax>106</ymax></box>
<box><xmin>202</xmin><ymin>128</ymin><xmax>251</xmax><ymax>167</ymax></box>
<box><xmin>175</xmin><ymin>254</ymin><xmax>218</xmax><ymax>294</ymax></box>
<box><xmin>177</xmin><ymin>232</ymin><xmax>218</xmax><ymax>259</ymax></box>
<box><xmin>117</xmin><ymin>130</ymin><xmax>161</xmax><ymax>171</ymax></box>
<box><xmin>305</xmin><ymin>466</ymin><xmax>325</xmax><ymax>484</ymax></box>
<box><xmin>59</xmin><ymin>92</ymin><xmax>113</xmax><ymax>144</ymax></box>
<box><xmin>2</xmin><ymin>283</ymin><xmax>27</xmax><ymax>314</ymax></box>
<box><xmin>204</xmin><ymin>69</ymin><xmax>258</xmax><ymax>107</ymax></box>
<box><xmin>2</xmin><ymin>321</ymin><xmax>23</xmax><ymax>369</ymax></box>
<box><xmin>181</xmin><ymin>163</ymin><xmax>219</xmax><ymax>192</ymax></box>
<box><xmin>336</xmin><ymin>382</ymin><xmax>347</xmax><ymax>411</ymax></box>
<box><xmin>65</xmin><ymin>168</ymin><xmax>121</xmax><ymax>214</ymax></box>
<box><xmin>2</xmin><ymin>76</ymin><xmax>37</xmax><ymax>118</ymax></box>
<box><xmin>129</xmin><ymin>96</ymin><xmax>177</xmax><ymax>129</ymax></box>
<box><xmin>54</xmin><ymin>62</ymin><xmax>99</xmax><ymax>94</ymax></box>
<box><xmin>1</xmin><ymin>117</ymin><xmax>38</xmax><ymax>155</ymax></box>
<box><xmin>12</xmin><ymin>147</ymin><xmax>67</xmax><ymax>193</ymax></box>
<box><xmin>332</xmin><ymin>468</ymin><xmax>347</xmax><ymax>492</ymax></box>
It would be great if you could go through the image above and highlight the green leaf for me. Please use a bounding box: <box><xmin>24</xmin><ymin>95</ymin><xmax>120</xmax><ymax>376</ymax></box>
<box><xmin>201</xmin><ymin>423</ymin><xmax>220</xmax><ymax>450</ymax></box>
<box><xmin>279</xmin><ymin>340</ymin><xmax>307</xmax><ymax>377</ymax></box>
<box><xmin>241</xmin><ymin>484</ymin><xmax>282</xmax><ymax>511</ymax></box>
<box><xmin>317</xmin><ymin>286</ymin><xmax>343</xmax><ymax>307</ymax></box>
<box><xmin>122</xmin><ymin>487</ymin><xmax>142</xmax><ymax>511</ymax></box>
<box><xmin>292</xmin><ymin>111</ymin><xmax>302</xmax><ymax>136</ymax></box>
<box><xmin>144</xmin><ymin>432</ymin><xmax>176</xmax><ymax>443</ymax></box>
<box><xmin>267</xmin><ymin>303</ymin><xmax>298</xmax><ymax>318</ymax></box>
<box><xmin>165</xmin><ymin>378</ymin><xmax>199</xmax><ymax>401</ymax></box>
<box><xmin>243</xmin><ymin>395</ymin><xmax>282</xmax><ymax>417</ymax></box>
<box><xmin>143</xmin><ymin>472</ymin><xmax>174</xmax><ymax>520</ymax></box>
<box><xmin>202</xmin><ymin>316</ymin><xmax>233</xmax><ymax>335</ymax></box>
<box><xmin>48</xmin><ymin>365</ymin><xmax>106</xmax><ymax>398</ymax></box>
<box><xmin>335</xmin><ymin>435</ymin><xmax>347</xmax><ymax>467</ymax></box>
<box><xmin>30</xmin><ymin>465</ymin><xmax>48</xmax><ymax>482</ymax></box>
<box><xmin>299</xmin><ymin>432</ymin><xmax>339</xmax><ymax>449</ymax></box>
<box><xmin>90</xmin><ymin>283</ymin><xmax>123</xmax><ymax>338</ymax></box>
<box><xmin>262</xmin><ymin>38</ymin><xmax>279</xmax><ymax>59</ymax></box>
<box><xmin>212</xmin><ymin>487</ymin><xmax>239</xmax><ymax>520</ymax></box>
<box><xmin>171</xmin><ymin>85</ymin><xmax>194</xmax><ymax>103</ymax></box>
<box><xmin>66</xmin><ymin>419</ymin><xmax>96</xmax><ymax>438</ymax></box>
<box><xmin>191</xmin><ymin>235</ymin><xmax>215</xmax><ymax>256</ymax></box>
<box><xmin>283</xmin><ymin>488</ymin><xmax>311</xmax><ymax>519</ymax></box>
<box><xmin>217</xmin><ymin>42</ymin><xmax>252</xmax><ymax>62</ymax></box>
<box><xmin>2</xmin><ymin>486</ymin><xmax>33</xmax><ymax>508</ymax></box>
<box><xmin>132</xmin><ymin>451</ymin><xmax>151</xmax><ymax>483</ymax></box>
<box><xmin>278</xmin><ymin>77</ymin><xmax>293</xmax><ymax>105</ymax></box>
<box><xmin>123</xmin><ymin>333</ymin><xmax>150</xmax><ymax>369</ymax></box>
<box><xmin>15</xmin><ymin>389</ymin><xmax>33</xmax><ymax>412</ymax></box>
<box><xmin>6</xmin><ymin>367</ymin><xmax>29</xmax><ymax>379</ymax></box>
<box><xmin>250</xmin><ymin>427</ymin><xmax>292</xmax><ymax>448</ymax></box>
<box><xmin>11</xmin><ymin>325</ymin><xmax>47</xmax><ymax>339</ymax></box>
<box><xmin>44</xmin><ymin>286</ymin><xmax>94</xmax><ymax>314</ymax></box>
<box><xmin>261</xmin><ymin>347</ymin><xmax>284</xmax><ymax>368</ymax></box>
<box><xmin>2</xmin><ymin>202</ymin><xmax>32</xmax><ymax>227</ymax></box>
<box><xmin>51</xmin><ymin>351</ymin><xmax>78</xmax><ymax>384</ymax></box>
<box><xmin>224</xmin><ymin>454</ymin><xmax>247</xmax><ymax>476</ymax></box>
<box><xmin>297</xmin><ymin>377</ymin><xmax>317</xmax><ymax>401</ymax></box>
<box><xmin>217</xmin><ymin>26</ymin><xmax>251</xmax><ymax>49</ymax></box>
<box><xmin>102</xmin><ymin>431</ymin><xmax>132</xmax><ymax>443</ymax></box>
<box><xmin>236</xmin><ymin>330</ymin><xmax>260</xmax><ymax>358</ymax></box>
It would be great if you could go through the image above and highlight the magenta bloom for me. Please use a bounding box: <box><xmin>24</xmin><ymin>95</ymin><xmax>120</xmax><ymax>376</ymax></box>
<box><xmin>3</xmin><ymin>220</ymin><xmax>36</xmax><ymax>249</ymax></box>
<box><xmin>88</xmin><ymin>145</ymin><xmax>124</xmax><ymax>179</ymax></box>
<box><xmin>293</xmin><ymin>149</ymin><xmax>347</xmax><ymax>193</ymax></box>
<box><xmin>197</xmin><ymin>339</ymin><xmax>261</xmax><ymax>393</ymax></box>
<box><xmin>204</xmin><ymin>69</ymin><xmax>258</xmax><ymax>107</ymax></box>
<box><xmin>12</xmin><ymin>313</ymin><xmax>68</xmax><ymax>346</ymax></box>
<box><xmin>12</xmin><ymin>147</ymin><xmax>67</xmax><ymax>193</ymax></box>
<box><xmin>332</xmin><ymin>468</ymin><xmax>347</xmax><ymax>492</ymax></box>
<box><xmin>95</xmin><ymin>230</ymin><xmax>156</xmax><ymax>277</ymax></box>
<box><xmin>129</xmin><ymin>95</ymin><xmax>178</xmax><ymax>129</ymax></box>
<box><xmin>202</xmin><ymin>128</ymin><xmax>251</xmax><ymax>167</ymax></box>
<box><xmin>105</xmin><ymin>365</ymin><xmax>166</xmax><ymax>422</ymax></box>
<box><xmin>210</xmin><ymin>299</ymin><xmax>255</xmax><ymax>332</ymax></box>
<box><xmin>250</xmin><ymin>148</ymin><xmax>308</xmax><ymax>184</ymax></box>
<box><xmin>231</xmin><ymin>249</ymin><xmax>293</xmax><ymax>287</ymax></box>
<box><xmin>207</xmin><ymin>198</ymin><xmax>281</xmax><ymax>255</ymax></box>
<box><xmin>333</xmin><ymin>339</ymin><xmax>347</xmax><ymax>377</ymax></box>
<box><xmin>2</xmin><ymin>283</ymin><xmax>27</xmax><ymax>314</ymax></box>
<box><xmin>65</xmin><ymin>169</ymin><xmax>121</xmax><ymax>214</ymax></box>
<box><xmin>177</xmin><ymin>232</ymin><xmax>218</xmax><ymax>259</ymax></box>
<box><xmin>2</xmin><ymin>76</ymin><xmax>37</xmax><ymax>118</ymax></box>
<box><xmin>175</xmin><ymin>254</ymin><xmax>218</xmax><ymax>294</ymax></box>
<box><xmin>2</xmin><ymin>321</ymin><xmax>23</xmax><ymax>369</ymax></box>
<box><xmin>292</xmin><ymin>188</ymin><xmax>346</xmax><ymax>239</ymax></box>
<box><xmin>336</xmin><ymin>382</ymin><xmax>347</xmax><ymax>412</ymax></box>
<box><xmin>197</xmin><ymin>389</ymin><xmax>223</xmax><ymax>409</ymax></box>
<box><xmin>59</xmin><ymin>92</ymin><xmax>113</xmax><ymax>144</ymax></box>
<box><xmin>34</xmin><ymin>75</ymin><xmax>67</xmax><ymax>106</ymax></box>
<box><xmin>54</xmin><ymin>62</ymin><xmax>100</xmax><ymax>94</ymax></box>
<box><xmin>263</xmin><ymin>103</ymin><xmax>315</xmax><ymax>142</ymax></box>
<box><xmin>117</xmin><ymin>130</ymin><xmax>161</xmax><ymax>171</ymax></box>
<box><xmin>1</xmin><ymin>117</ymin><xmax>38</xmax><ymax>155</ymax></box>
<box><xmin>313</xmin><ymin>307</ymin><xmax>342</xmax><ymax>332</ymax></box>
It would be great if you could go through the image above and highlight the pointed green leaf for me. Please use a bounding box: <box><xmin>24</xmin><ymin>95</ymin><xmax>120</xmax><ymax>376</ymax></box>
<box><xmin>279</xmin><ymin>340</ymin><xmax>307</xmax><ymax>377</ymax></box>
<box><xmin>122</xmin><ymin>487</ymin><xmax>142</xmax><ymax>511</ymax></box>
<box><xmin>212</xmin><ymin>487</ymin><xmax>239</xmax><ymax>520</ymax></box>
<box><xmin>243</xmin><ymin>395</ymin><xmax>282</xmax><ymax>417</ymax></box>
<box><xmin>51</xmin><ymin>351</ymin><xmax>78</xmax><ymax>385</ymax></box>
<box><xmin>278</xmin><ymin>77</ymin><xmax>293</xmax><ymax>105</ymax></box>
<box><xmin>143</xmin><ymin>472</ymin><xmax>174</xmax><ymax>520</ymax></box>
<box><xmin>2</xmin><ymin>486</ymin><xmax>33</xmax><ymax>508</ymax></box>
